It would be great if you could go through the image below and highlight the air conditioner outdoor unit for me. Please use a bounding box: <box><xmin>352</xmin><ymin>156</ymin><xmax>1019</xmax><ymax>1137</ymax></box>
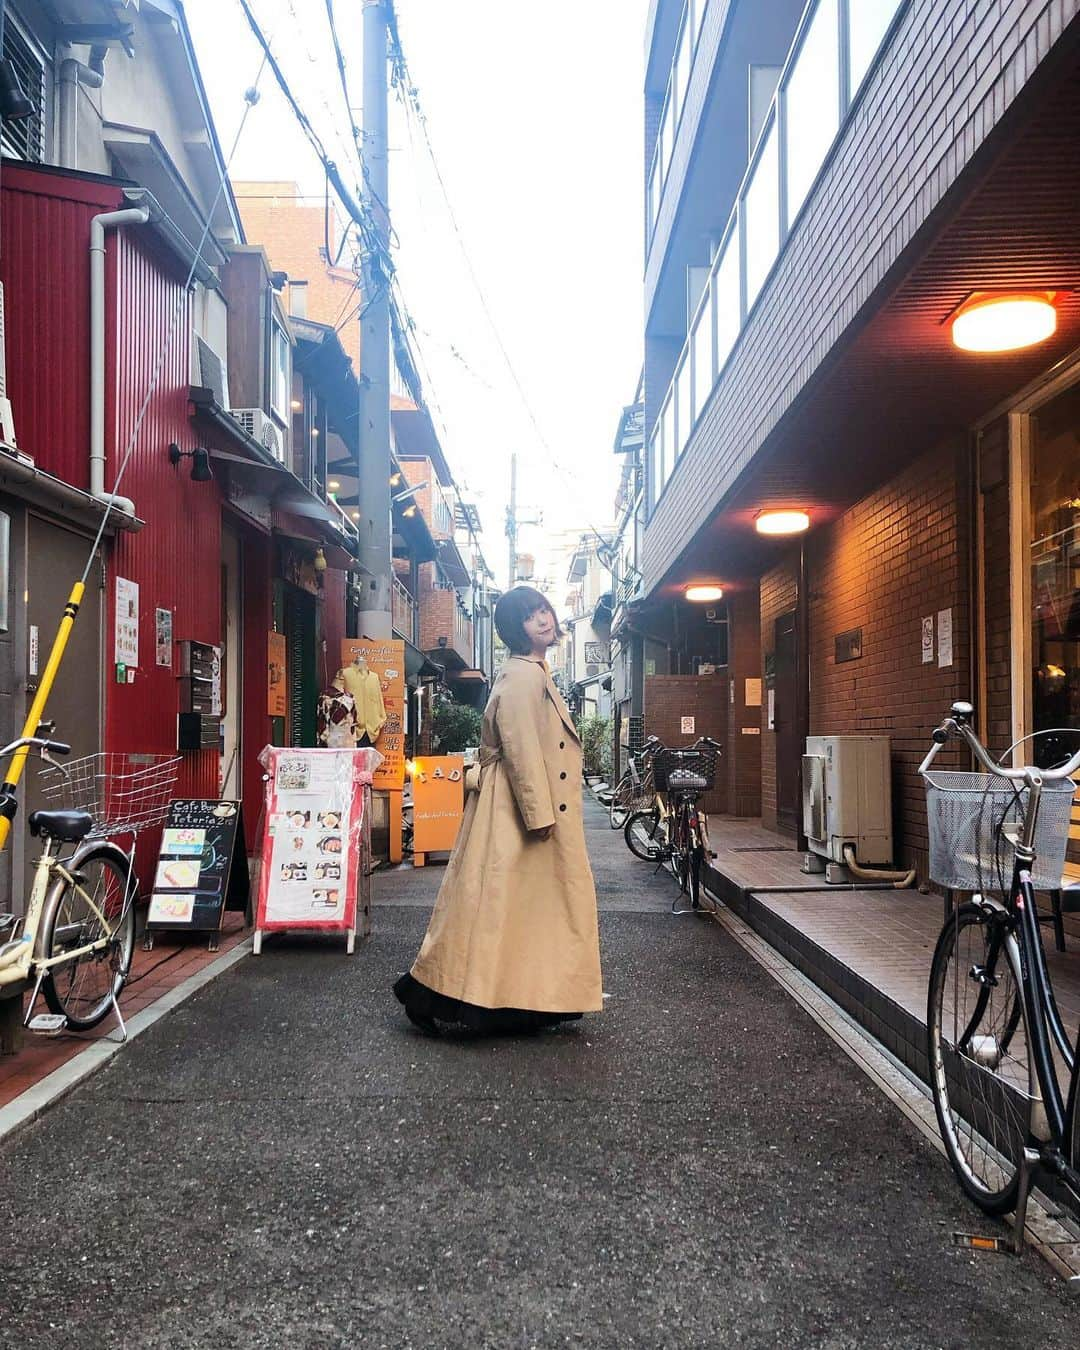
<box><xmin>802</xmin><ymin>735</ymin><xmax>893</xmax><ymax>866</ymax></box>
<box><xmin>232</xmin><ymin>408</ymin><xmax>285</xmax><ymax>464</ymax></box>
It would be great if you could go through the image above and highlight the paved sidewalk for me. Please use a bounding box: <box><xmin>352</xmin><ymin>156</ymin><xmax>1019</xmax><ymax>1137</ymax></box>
<box><xmin>0</xmin><ymin>799</ymin><xmax>1078</xmax><ymax>1347</ymax></box>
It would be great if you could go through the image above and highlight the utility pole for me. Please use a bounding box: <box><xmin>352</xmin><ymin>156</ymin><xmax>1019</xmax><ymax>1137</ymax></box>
<box><xmin>356</xmin><ymin>0</ymin><xmax>392</xmax><ymax>637</ymax></box>
<box><xmin>505</xmin><ymin>452</ymin><xmax>518</xmax><ymax>589</ymax></box>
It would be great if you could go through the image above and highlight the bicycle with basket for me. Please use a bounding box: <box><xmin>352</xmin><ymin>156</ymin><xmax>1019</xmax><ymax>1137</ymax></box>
<box><xmin>0</xmin><ymin>739</ymin><xmax>179</xmax><ymax>1039</ymax></box>
<box><xmin>624</xmin><ymin>737</ymin><xmax>721</xmax><ymax>913</ymax></box>
<box><xmin>920</xmin><ymin>699</ymin><xmax>1080</xmax><ymax>1249</ymax></box>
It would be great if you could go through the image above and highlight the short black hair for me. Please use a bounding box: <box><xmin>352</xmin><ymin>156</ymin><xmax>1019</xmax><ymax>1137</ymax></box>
<box><xmin>494</xmin><ymin>586</ymin><xmax>563</xmax><ymax>656</ymax></box>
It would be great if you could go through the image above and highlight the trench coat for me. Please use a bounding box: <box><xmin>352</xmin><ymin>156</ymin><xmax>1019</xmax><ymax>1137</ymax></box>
<box><xmin>410</xmin><ymin>655</ymin><xmax>603</xmax><ymax>1013</ymax></box>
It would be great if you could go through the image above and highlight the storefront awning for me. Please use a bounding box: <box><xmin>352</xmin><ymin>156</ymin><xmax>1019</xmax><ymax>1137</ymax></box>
<box><xmin>0</xmin><ymin>450</ymin><xmax>143</xmax><ymax>533</ymax></box>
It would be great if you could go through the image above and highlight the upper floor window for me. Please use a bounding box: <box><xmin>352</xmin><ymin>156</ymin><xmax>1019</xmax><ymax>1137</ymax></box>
<box><xmin>1</xmin><ymin>16</ymin><xmax>45</xmax><ymax>164</ymax></box>
<box><xmin>270</xmin><ymin>320</ymin><xmax>290</xmax><ymax>421</ymax></box>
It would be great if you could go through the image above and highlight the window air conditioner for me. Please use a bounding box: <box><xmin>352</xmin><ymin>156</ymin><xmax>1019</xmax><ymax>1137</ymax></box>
<box><xmin>801</xmin><ymin>735</ymin><xmax>893</xmax><ymax>866</ymax></box>
<box><xmin>232</xmin><ymin>408</ymin><xmax>285</xmax><ymax>464</ymax></box>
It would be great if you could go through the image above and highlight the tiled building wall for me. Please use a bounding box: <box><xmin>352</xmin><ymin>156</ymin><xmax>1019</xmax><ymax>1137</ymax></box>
<box><xmin>644</xmin><ymin>674</ymin><xmax>729</xmax><ymax>816</ymax></box>
<box><xmin>759</xmin><ymin>561</ymin><xmax>799</xmax><ymax>831</ymax></box>
<box><xmin>645</xmin><ymin>0</ymin><xmax>1080</xmax><ymax>590</ymax></box>
<box><xmin>725</xmin><ymin>589</ymin><xmax>762</xmax><ymax>817</ymax></box>
<box><xmin>807</xmin><ymin>440</ymin><xmax>971</xmax><ymax>875</ymax></box>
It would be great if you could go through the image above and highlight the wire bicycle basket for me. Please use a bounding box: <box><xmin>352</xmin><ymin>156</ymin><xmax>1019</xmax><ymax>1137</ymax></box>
<box><xmin>653</xmin><ymin>747</ymin><xmax>718</xmax><ymax>795</ymax></box>
<box><xmin>39</xmin><ymin>752</ymin><xmax>182</xmax><ymax>838</ymax></box>
<box><xmin>922</xmin><ymin>769</ymin><xmax>1075</xmax><ymax>892</ymax></box>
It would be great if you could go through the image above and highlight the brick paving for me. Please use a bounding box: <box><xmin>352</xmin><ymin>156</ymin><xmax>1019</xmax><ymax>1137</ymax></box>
<box><xmin>0</xmin><ymin>913</ymin><xmax>248</xmax><ymax>1109</ymax></box>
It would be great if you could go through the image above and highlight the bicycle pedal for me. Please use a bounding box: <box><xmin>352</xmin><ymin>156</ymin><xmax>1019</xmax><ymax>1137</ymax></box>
<box><xmin>28</xmin><ymin>1013</ymin><xmax>67</xmax><ymax>1036</ymax></box>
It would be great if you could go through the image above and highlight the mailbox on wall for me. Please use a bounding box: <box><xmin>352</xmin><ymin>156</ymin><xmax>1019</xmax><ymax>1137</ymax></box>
<box><xmin>177</xmin><ymin>640</ymin><xmax>220</xmax><ymax>753</ymax></box>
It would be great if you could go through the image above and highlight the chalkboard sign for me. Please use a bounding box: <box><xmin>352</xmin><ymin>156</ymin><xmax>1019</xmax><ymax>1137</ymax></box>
<box><xmin>146</xmin><ymin>799</ymin><xmax>249</xmax><ymax>938</ymax></box>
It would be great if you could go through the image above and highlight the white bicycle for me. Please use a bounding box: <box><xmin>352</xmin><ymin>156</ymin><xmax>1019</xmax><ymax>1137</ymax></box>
<box><xmin>0</xmin><ymin>735</ymin><xmax>178</xmax><ymax>1037</ymax></box>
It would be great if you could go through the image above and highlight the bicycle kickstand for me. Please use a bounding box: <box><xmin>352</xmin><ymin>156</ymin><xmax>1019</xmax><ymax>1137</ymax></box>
<box><xmin>109</xmin><ymin>991</ymin><xmax>128</xmax><ymax>1043</ymax></box>
<box><xmin>21</xmin><ymin>966</ymin><xmax>48</xmax><ymax>1028</ymax></box>
<box><xmin>1011</xmin><ymin>1146</ymin><xmax>1042</xmax><ymax>1253</ymax></box>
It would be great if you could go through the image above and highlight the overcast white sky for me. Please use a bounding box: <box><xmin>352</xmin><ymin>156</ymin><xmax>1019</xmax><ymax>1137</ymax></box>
<box><xmin>186</xmin><ymin>0</ymin><xmax>648</xmax><ymax>593</ymax></box>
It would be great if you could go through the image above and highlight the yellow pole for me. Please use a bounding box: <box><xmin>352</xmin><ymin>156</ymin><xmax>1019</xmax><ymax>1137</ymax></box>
<box><xmin>0</xmin><ymin>582</ymin><xmax>85</xmax><ymax>853</ymax></box>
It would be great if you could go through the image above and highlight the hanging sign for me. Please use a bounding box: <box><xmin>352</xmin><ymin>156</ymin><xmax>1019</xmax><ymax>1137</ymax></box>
<box><xmin>341</xmin><ymin>639</ymin><xmax>406</xmax><ymax>789</ymax></box>
<box><xmin>254</xmin><ymin>746</ymin><xmax>381</xmax><ymax>947</ymax></box>
<box><xmin>147</xmin><ymin>799</ymin><xmax>248</xmax><ymax>934</ymax></box>
<box><xmin>268</xmin><ymin>631</ymin><xmax>287</xmax><ymax>717</ymax></box>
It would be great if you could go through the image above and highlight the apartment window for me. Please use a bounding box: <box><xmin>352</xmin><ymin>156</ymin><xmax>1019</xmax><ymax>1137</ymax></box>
<box><xmin>676</xmin><ymin>353</ymin><xmax>692</xmax><ymax>457</ymax></box>
<box><xmin>848</xmin><ymin>0</ymin><xmax>902</xmax><ymax>95</ymax></box>
<box><xmin>648</xmin><ymin>427</ymin><xmax>660</xmax><ymax>512</ymax></box>
<box><xmin>691</xmin><ymin>281</ymin><xmax>713</xmax><ymax>425</ymax></box>
<box><xmin>673</xmin><ymin>15</ymin><xmax>691</xmax><ymax>122</ymax></box>
<box><xmin>713</xmin><ymin>227</ymin><xmax>741</xmax><ymax>372</ymax></box>
<box><xmin>1</xmin><ymin>17</ymin><xmax>45</xmax><ymax>164</ymax></box>
<box><xmin>289</xmin><ymin>280</ymin><xmax>308</xmax><ymax>319</ymax></box>
<box><xmin>661</xmin><ymin>391</ymin><xmax>675</xmax><ymax>488</ymax></box>
<box><xmin>270</xmin><ymin>320</ymin><xmax>290</xmax><ymax>420</ymax></box>
<box><xmin>742</xmin><ymin>118</ymin><xmax>779</xmax><ymax>313</ymax></box>
<box><xmin>691</xmin><ymin>0</ymin><xmax>707</xmax><ymax>45</ymax></box>
<box><xmin>784</xmin><ymin>0</ymin><xmax>840</xmax><ymax>229</ymax></box>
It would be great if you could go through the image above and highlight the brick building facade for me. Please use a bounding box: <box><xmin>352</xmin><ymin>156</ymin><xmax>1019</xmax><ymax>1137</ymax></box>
<box><xmin>627</xmin><ymin>0</ymin><xmax>1080</xmax><ymax>886</ymax></box>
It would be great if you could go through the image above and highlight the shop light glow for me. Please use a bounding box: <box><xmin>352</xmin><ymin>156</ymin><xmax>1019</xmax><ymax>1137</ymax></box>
<box><xmin>755</xmin><ymin>510</ymin><xmax>810</xmax><ymax>536</ymax></box>
<box><xmin>685</xmin><ymin>584</ymin><xmax>724</xmax><ymax>603</ymax></box>
<box><xmin>328</xmin><ymin>480</ymin><xmax>340</xmax><ymax>492</ymax></box>
<box><xmin>951</xmin><ymin>292</ymin><xmax>1057</xmax><ymax>353</ymax></box>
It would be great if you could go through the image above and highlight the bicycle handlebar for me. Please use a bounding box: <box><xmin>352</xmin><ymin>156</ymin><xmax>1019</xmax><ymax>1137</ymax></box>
<box><xmin>0</xmin><ymin>736</ymin><xmax>71</xmax><ymax>761</ymax></box>
<box><xmin>920</xmin><ymin>701</ymin><xmax>1080</xmax><ymax>783</ymax></box>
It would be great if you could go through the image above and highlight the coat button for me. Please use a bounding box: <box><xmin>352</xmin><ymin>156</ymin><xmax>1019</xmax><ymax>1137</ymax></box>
<box><xmin>559</xmin><ymin>741</ymin><xmax>565</xmax><ymax>749</ymax></box>
<box><xmin>560</xmin><ymin>771</ymin><xmax>567</xmax><ymax>780</ymax></box>
<box><xmin>559</xmin><ymin>803</ymin><xmax>567</xmax><ymax>812</ymax></box>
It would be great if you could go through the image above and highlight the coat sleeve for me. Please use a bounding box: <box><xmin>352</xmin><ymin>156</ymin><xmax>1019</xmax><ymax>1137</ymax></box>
<box><xmin>495</xmin><ymin>668</ymin><xmax>556</xmax><ymax>832</ymax></box>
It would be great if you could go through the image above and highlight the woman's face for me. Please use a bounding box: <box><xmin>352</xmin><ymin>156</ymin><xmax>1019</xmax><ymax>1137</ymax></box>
<box><xmin>523</xmin><ymin>606</ymin><xmax>556</xmax><ymax>653</ymax></box>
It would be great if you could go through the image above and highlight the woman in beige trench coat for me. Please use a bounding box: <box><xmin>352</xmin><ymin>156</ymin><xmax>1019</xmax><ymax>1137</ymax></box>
<box><xmin>393</xmin><ymin>586</ymin><xmax>602</xmax><ymax>1036</ymax></box>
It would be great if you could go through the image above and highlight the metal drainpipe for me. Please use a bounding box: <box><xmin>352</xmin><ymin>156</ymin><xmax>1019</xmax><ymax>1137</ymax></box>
<box><xmin>58</xmin><ymin>46</ymin><xmax>106</xmax><ymax>170</ymax></box>
<box><xmin>795</xmin><ymin>537</ymin><xmax>811</xmax><ymax>853</ymax></box>
<box><xmin>90</xmin><ymin>205</ymin><xmax>151</xmax><ymax>515</ymax></box>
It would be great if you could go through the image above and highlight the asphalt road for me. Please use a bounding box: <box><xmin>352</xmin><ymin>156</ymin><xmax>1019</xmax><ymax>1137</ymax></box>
<box><xmin>1</xmin><ymin>797</ymin><xmax>1078</xmax><ymax>1348</ymax></box>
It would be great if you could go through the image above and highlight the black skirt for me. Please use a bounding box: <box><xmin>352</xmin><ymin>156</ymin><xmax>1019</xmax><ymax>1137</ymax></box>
<box><xmin>393</xmin><ymin>971</ymin><xmax>582</xmax><ymax>1037</ymax></box>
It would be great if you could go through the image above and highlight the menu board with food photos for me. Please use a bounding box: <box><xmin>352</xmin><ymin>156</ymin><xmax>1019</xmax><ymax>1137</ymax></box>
<box><xmin>146</xmin><ymin>799</ymin><xmax>249</xmax><ymax>940</ymax></box>
<box><xmin>253</xmin><ymin>747</ymin><xmax>379</xmax><ymax>953</ymax></box>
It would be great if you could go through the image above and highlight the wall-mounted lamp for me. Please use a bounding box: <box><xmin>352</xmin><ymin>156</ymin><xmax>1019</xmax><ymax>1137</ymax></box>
<box><xmin>403</xmin><ymin>503</ymin><xmax>418</xmax><ymax>519</ymax></box>
<box><xmin>950</xmin><ymin>291</ymin><xmax>1057</xmax><ymax>353</ymax></box>
<box><xmin>168</xmin><ymin>442</ymin><xmax>213</xmax><ymax>483</ymax></box>
<box><xmin>290</xmin><ymin>398</ymin><xmax>303</xmax><ymax>412</ymax></box>
<box><xmin>389</xmin><ymin>471</ymin><xmax>403</xmax><ymax>488</ymax></box>
<box><xmin>328</xmin><ymin>479</ymin><xmax>341</xmax><ymax>492</ymax></box>
<box><xmin>350</xmin><ymin>509</ymin><xmax>361</xmax><ymax>521</ymax></box>
<box><xmin>685</xmin><ymin>584</ymin><xmax>724</xmax><ymax>603</ymax></box>
<box><xmin>755</xmin><ymin>509</ymin><xmax>810</xmax><ymax>536</ymax></box>
<box><xmin>313</xmin><ymin>547</ymin><xmax>327</xmax><ymax>574</ymax></box>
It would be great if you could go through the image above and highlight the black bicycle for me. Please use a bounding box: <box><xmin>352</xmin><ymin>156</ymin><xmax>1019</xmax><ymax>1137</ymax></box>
<box><xmin>624</xmin><ymin>737</ymin><xmax>721</xmax><ymax>912</ymax></box>
<box><xmin>607</xmin><ymin>736</ymin><xmax>663</xmax><ymax>829</ymax></box>
<box><xmin>921</xmin><ymin>700</ymin><xmax>1080</xmax><ymax>1248</ymax></box>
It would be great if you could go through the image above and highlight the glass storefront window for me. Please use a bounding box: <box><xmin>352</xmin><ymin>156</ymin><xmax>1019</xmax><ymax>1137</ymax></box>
<box><xmin>713</xmin><ymin>228</ymin><xmax>740</xmax><ymax>371</ymax></box>
<box><xmin>742</xmin><ymin>119</ymin><xmax>779</xmax><ymax>313</ymax></box>
<box><xmin>691</xmin><ymin>281</ymin><xmax>713</xmax><ymax>424</ymax></box>
<box><xmin>784</xmin><ymin>0</ymin><xmax>840</xmax><ymax>229</ymax></box>
<box><xmin>848</xmin><ymin>0</ymin><xmax>901</xmax><ymax>95</ymax></box>
<box><xmin>1029</xmin><ymin>380</ymin><xmax>1080</xmax><ymax>793</ymax></box>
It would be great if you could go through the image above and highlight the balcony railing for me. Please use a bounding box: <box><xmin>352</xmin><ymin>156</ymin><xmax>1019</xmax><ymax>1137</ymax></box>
<box><xmin>648</xmin><ymin>0</ymin><xmax>905</xmax><ymax>515</ymax></box>
<box><xmin>392</xmin><ymin>576</ymin><xmax>418</xmax><ymax>646</ymax></box>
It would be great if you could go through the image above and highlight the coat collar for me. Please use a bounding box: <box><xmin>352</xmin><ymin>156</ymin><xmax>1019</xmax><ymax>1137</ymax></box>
<box><xmin>509</xmin><ymin>656</ymin><xmax>580</xmax><ymax>743</ymax></box>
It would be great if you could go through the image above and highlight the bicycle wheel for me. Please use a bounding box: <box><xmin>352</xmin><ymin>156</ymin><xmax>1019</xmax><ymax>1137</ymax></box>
<box><xmin>688</xmin><ymin>843</ymin><xmax>704</xmax><ymax>909</ymax></box>
<box><xmin>927</xmin><ymin>903</ymin><xmax>1032</xmax><ymax>1214</ymax></box>
<box><xmin>609</xmin><ymin>776</ymin><xmax>633</xmax><ymax>831</ymax></box>
<box><xmin>625</xmin><ymin>809</ymin><xmax>667</xmax><ymax>862</ymax></box>
<box><xmin>42</xmin><ymin>846</ymin><xmax>136</xmax><ymax>1030</ymax></box>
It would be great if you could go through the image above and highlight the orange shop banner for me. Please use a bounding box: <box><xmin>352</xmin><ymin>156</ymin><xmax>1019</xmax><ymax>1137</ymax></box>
<box><xmin>341</xmin><ymin>638</ymin><xmax>406</xmax><ymax>789</ymax></box>
<box><xmin>267</xmin><ymin>632</ymin><xmax>287</xmax><ymax>718</ymax></box>
<box><xmin>410</xmin><ymin>756</ymin><xmax>464</xmax><ymax>855</ymax></box>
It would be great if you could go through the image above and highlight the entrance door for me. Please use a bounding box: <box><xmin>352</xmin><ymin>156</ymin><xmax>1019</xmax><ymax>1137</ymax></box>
<box><xmin>284</xmin><ymin>585</ymin><xmax>317</xmax><ymax>747</ymax></box>
<box><xmin>773</xmin><ymin>610</ymin><xmax>799</xmax><ymax>833</ymax></box>
<box><xmin>220</xmin><ymin>524</ymin><xmax>243</xmax><ymax>796</ymax></box>
<box><xmin>23</xmin><ymin>515</ymin><xmax>103</xmax><ymax>823</ymax></box>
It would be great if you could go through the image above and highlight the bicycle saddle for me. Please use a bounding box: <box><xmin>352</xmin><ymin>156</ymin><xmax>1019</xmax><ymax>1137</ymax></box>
<box><xmin>667</xmin><ymin>769</ymin><xmax>708</xmax><ymax>791</ymax></box>
<box><xmin>28</xmin><ymin>810</ymin><xmax>94</xmax><ymax>843</ymax></box>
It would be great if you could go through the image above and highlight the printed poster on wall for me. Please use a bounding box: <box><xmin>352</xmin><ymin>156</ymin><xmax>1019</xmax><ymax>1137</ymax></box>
<box><xmin>268</xmin><ymin>632</ymin><xmax>287</xmax><ymax>717</ymax></box>
<box><xmin>155</xmin><ymin>608</ymin><xmax>173</xmax><ymax>668</ymax></box>
<box><xmin>115</xmin><ymin>577</ymin><xmax>139</xmax><ymax>666</ymax></box>
<box><xmin>341</xmin><ymin>638</ymin><xmax>406</xmax><ymax>789</ymax></box>
<box><xmin>255</xmin><ymin>747</ymin><xmax>369</xmax><ymax>933</ymax></box>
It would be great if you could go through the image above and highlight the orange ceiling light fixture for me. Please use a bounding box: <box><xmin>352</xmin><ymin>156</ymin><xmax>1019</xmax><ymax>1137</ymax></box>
<box><xmin>950</xmin><ymin>291</ymin><xmax>1057</xmax><ymax>353</ymax></box>
<box><xmin>685</xmin><ymin>584</ymin><xmax>724</xmax><ymax>603</ymax></box>
<box><xmin>755</xmin><ymin>509</ymin><xmax>810</xmax><ymax>536</ymax></box>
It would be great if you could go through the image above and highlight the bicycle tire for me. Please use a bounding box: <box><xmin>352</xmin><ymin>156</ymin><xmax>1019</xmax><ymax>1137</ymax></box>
<box><xmin>927</xmin><ymin>902</ymin><xmax>1031</xmax><ymax>1215</ymax></box>
<box><xmin>41</xmin><ymin>845</ymin><xmax>136</xmax><ymax>1030</ymax></box>
<box><xmin>624</xmin><ymin>809</ymin><xmax>666</xmax><ymax>862</ymax></box>
<box><xmin>689</xmin><ymin>843</ymin><xmax>703</xmax><ymax>909</ymax></box>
